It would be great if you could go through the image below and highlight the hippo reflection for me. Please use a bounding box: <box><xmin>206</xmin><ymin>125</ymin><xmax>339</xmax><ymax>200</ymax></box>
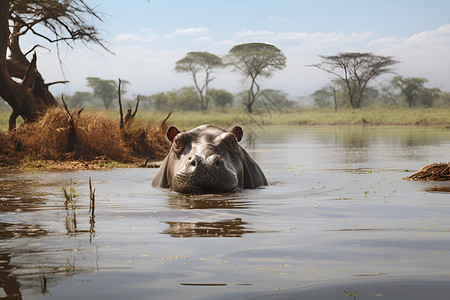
<box><xmin>152</xmin><ymin>125</ymin><xmax>267</xmax><ymax>194</ymax></box>
<box><xmin>162</xmin><ymin>218</ymin><xmax>255</xmax><ymax>237</ymax></box>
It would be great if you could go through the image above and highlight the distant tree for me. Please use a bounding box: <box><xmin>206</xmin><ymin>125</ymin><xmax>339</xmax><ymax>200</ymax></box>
<box><xmin>150</xmin><ymin>87</ymin><xmax>202</xmax><ymax>111</ymax></box>
<box><xmin>419</xmin><ymin>87</ymin><xmax>441</xmax><ymax>108</ymax></box>
<box><xmin>0</xmin><ymin>0</ymin><xmax>108</xmax><ymax>130</ymax></box>
<box><xmin>312</xmin><ymin>80</ymin><xmax>348</xmax><ymax>110</ymax></box>
<box><xmin>65</xmin><ymin>92</ymin><xmax>93</xmax><ymax>109</ymax></box>
<box><xmin>257</xmin><ymin>89</ymin><xmax>296</xmax><ymax>110</ymax></box>
<box><xmin>151</xmin><ymin>92</ymin><xmax>169</xmax><ymax>111</ymax></box>
<box><xmin>86</xmin><ymin>78</ymin><xmax>129</xmax><ymax>109</ymax></box>
<box><xmin>226</xmin><ymin>43</ymin><xmax>287</xmax><ymax>113</ymax></box>
<box><xmin>175</xmin><ymin>52</ymin><xmax>223</xmax><ymax>111</ymax></box>
<box><xmin>391</xmin><ymin>76</ymin><xmax>428</xmax><ymax>107</ymax></box>
<box><xmin>359</xmin><ymin>86</ymin><xmax>381</xmax><ymax>107</ymax></box>
<box><xmin>135</xmin><ymin>95</ymin><xmax>153</xmax><ymax>109</ymax></box>
<box><xmin>209</xmin><ymin>89</ymin><xmax>234</xmax><ymax>108</ymax></box>
<box><xmin>435</xmin><ymin>92</ymin><xmax>450</xmax><ymax>107</ymax></box>
<box><xmin>309</xmin><ymin>52</ymin><xmax>398</xmax><ymax>108</ymax></box>
<box><xmin>311</xmin><ymin>88</ymin><xmax>333</xmax><ymax>108</ymax></box>
<box><xmin>175</xmin><ymin>87</ymin><xmax>201</xmax><ymax>111</ymax></box>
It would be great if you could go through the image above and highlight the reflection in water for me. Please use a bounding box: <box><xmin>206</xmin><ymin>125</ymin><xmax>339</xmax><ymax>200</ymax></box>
<box><xmin>0</xmin><ymin>179</ymin><xmax>47</xmax><ymax>212</ymax></box>
<box><xmin>166</xmin><ymin>193</ymin><xmax>251</xmax><ymax>210</ymax></box>
<box><xmin>163</xmin><ymin>192</ymin><xmax>255</xmax><ymax>237</ymax></box>
<box><xmin>314</xmin><ymin>128</ymin><xmax>369</xmax><ymax>164</ymax></box>
<box><xmin>0</xmin><ymin>223</ymin><xmax>47</xmax><ymax>299</ymax></box>
<box><xmin>311</xmin><ymin>127</ymin><xmax>446</xmax><ymax>164</ymax></box>
<box><xmin>0</xmin><ymin>222</ymin><xmax>47</xmax><ymax>239</ymax></box>
<box><xmin>334</xmin><ymin>129</ymin><xmax>368</xmax><ymax>164</ymax></box>
<box><xmin>162</xmin><ymin>218</ymin><xmax>255</xmax><ymax>237</ymax></box>
<box><xmin>0</xmin><ymin>177</ymin><xmax>99</xmax><ymax>299</ymax></box>
<box><xmin>425</xmin><ymin>186</ymin><xmax>450</xmax><ymax>193</ymax></box>
<box><xmin>0</xmin><ymin>253</ymin><xmax>22</xmax><ymax>300</ymax></box>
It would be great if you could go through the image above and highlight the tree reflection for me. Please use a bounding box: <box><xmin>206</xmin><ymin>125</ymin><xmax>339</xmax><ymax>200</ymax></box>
<box><xmin>0</xmin><ymin>222</ymin><xmax>48</xmax><ymax>300</ymax></box>
<box><xmin>0</xmin><ymin>252</ymin><xmax>23</xmax><ymax>299</ymax></box>
<box><xmin>0</xmin><ymin>175</ymin><xmax>99</xmax><ymax>299</ymax></box>
<box><xmin>162</xmin><ymin>218</ymin><xmax>255</xmax><ymax>237</ymax></box>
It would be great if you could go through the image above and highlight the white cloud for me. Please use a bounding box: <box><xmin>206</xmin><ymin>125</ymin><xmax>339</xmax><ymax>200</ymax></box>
<box><xmin>404</xmin><ymin>24</ymin><xmax>450</xmax><ymax>46</ymax></box>
<box><xmin>267</xmin><ymin>15</ymin><xmax>286</xmax><ymax>22</ymax></box>
<box><xmin>113</xmin><ymin>33</ymin><xmax>156</xmax><ymax>43</ymax></box>
<box><xmin>235</xmin><ymin>29</ymin><xmax>274</xmax><ymax>38</ymax></box>
<box><xmin>171</xmin><ymin>27</ymin><xmax>209</xmax><ymax>36</ymax></box>
<box><xmin>216</xmin><ymin>40</ymin><xmax>234</xmax><ymax>45</ymax></box>
<box><xmin>194</xmin><ymin>36</ymin><xmax>212</xmax><ymax>42</ymax></box>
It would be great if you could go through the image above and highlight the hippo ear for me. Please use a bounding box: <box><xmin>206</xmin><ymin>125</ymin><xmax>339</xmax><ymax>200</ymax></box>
<box><xmin>230</xmin><ymin>126</ymin><xmax>243</xmax><ymax>142</ymax></box>
<box><xmin>241</xmin><ymin>148</ymin><xmax>268</xmax><ymax>188</ymax></box>
<box><xmin>166</xmin><ymin>126</ymin><xmax>180</xmax><ymax>142</ymax></box>
<box><xmin>152</xmin><ymin>156</ymin><xmax>170</xmax><ymax>188</ymax></box>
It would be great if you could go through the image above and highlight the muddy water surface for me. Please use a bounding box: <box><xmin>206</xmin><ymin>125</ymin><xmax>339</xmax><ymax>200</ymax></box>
<box><xmin>1</xmin><ymin>126</ymin><xmax>450</xmax><ymax>299</ymax></box>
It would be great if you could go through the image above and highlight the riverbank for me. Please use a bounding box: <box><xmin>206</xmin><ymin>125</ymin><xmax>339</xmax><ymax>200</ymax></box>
<box><xmin>2</xmin><ymin>107</ymin><xmax>450</xmax><ymax>131</ymax></box>
<box><xmin>0</xmin><ymin>108</ymin><xmax>169</xmax><ymax>170</ymax></box>
<box><xmin>1</xmin><ymin>107</ymin><xmax>449</xmax><ymax>170</ymax></box>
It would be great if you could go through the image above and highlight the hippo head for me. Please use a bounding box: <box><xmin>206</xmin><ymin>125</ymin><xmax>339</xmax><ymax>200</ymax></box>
<box><xmin>152</xmin><ymin>125</ymin><xmax>267</xmax><ymax>194</ymax></box>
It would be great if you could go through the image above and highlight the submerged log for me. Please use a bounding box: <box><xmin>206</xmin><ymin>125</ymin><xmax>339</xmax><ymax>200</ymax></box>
<box><xmin>405</xmin><ymin>163</ymin><xmax>450</xmax><ymax>181</ymax></box>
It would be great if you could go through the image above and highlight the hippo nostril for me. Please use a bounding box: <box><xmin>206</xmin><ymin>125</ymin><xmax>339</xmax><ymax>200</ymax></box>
<box><xmin>207</xmin><ymin>154</ymin><xmax>224</xmax><ymax>167</ymax></box>
<box><xmin>187</xmin><ymin>155</ymin><xmax>200</xmax><ymax>167</ymax></box>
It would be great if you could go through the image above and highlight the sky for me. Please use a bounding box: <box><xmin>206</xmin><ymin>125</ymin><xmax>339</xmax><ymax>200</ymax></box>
<box><xmin>25</xmin><ymin>0</ymin><xmax>450</xmax><ymax>99</ymax></box>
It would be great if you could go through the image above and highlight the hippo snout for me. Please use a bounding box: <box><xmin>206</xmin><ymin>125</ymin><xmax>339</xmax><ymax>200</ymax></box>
<box><xmin>186</xmin><ymin>154</ymin><xmax>225</xmax><ymax>169</ymax></box>
<box><xmin>206</xmin><ymin>154</ymin><xmax>225</xmax><ymax>167</ymax></box>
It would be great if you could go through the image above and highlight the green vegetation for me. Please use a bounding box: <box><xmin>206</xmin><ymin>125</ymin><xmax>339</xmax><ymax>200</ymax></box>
<box><xmin>136</xmin><ymin>107</ymin><xmax>450</xmax><ymax>129</ymax></box>
<box><xmin>2</xmin><ymin>107</ymin><xmax>449</xmax><ymax>132</ymax></box>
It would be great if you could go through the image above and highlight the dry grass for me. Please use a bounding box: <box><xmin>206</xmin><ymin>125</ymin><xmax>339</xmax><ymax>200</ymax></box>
<box><xmin>404</xmin><ymin>163</ymin><xmax>450</xmax><ymax>181</ymax></box>
<box><xmin>0</xmin><ymin>108</ymin><xmax>170</xmax><ymax>168</ymax></box>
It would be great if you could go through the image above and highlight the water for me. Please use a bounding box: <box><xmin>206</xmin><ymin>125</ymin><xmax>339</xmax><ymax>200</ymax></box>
<box><xmin>1</xmin><ymin>126</ymin><xmax>449</xmax><ymax>299</ymax></box>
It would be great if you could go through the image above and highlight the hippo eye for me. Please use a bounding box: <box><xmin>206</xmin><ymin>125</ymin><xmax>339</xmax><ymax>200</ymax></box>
<box><xmin>226</xmin><ymin>134</ymin><xmax>239</xmax><ymax>150</ymax></box>
<box><xmin>173</xmin><ymin>135</ymin><xmax>185</xmax><ymax>153</ymax></box>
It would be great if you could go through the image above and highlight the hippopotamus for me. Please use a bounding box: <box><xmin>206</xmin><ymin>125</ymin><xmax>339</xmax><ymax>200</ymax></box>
<box><xmin>152</xmin><ymin>124</ymin><xmax>268</xmax><ymax>193</ymax></box>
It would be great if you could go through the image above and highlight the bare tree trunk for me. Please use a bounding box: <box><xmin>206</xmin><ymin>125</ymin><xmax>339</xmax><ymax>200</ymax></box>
<box><xmin>0</xmin><ymin>0</ymin><xmax>58</xmax><ymax>130</ymax></box>
<box><xmin>246</xmin><ymin>78</ymin><xmax>260</xmax><ymax>113</ymax></box>
<box><xmin>331</xmin><ymin>87</ymin><xmax>338</xmax><ymax>111</ymax></box>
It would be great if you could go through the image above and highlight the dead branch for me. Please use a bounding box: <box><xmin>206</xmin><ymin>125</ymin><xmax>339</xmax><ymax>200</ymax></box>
<box><xmin>24</xmin><ymin>44</ymin><xmax>51</xmax><ymax>57</ymax></box>
<box><xmin>21</xmin><ymin>52</ymin><xmax>37</xmax><ymax>88</ymax></box>
<box><xmin>123</xmin><ymin>95</ymin><xmax>140</xmax><ymax>130</ymax></box>
<box><xmin>118</xmin><ymin>78</ymin><xmax>124</xmax><ymax>130</ymax></box>
<box><xmin>61</xmin><ymin>94</ymin><xmax>77</xmax><ymax>153</ymax></box>
<box><xmin>160</xmin><ymin>112</ymin><xmax>172</xmax><ymax>127</ymax></box>
<box><xmin>46</xmin><ymin>80</ymin><xmax>69</xmax><ymax>86</ymax></box>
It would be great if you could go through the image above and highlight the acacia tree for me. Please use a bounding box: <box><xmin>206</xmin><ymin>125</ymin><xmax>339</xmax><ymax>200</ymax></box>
<box><xmin>391</xmin><ymin>76</ymin><xmax>427</xmax><ymax>108</ymax></box>
<box><xmin>309</xmin><ymin>52</ymin><xmax>398</xmax><ymax>108</ymax></box>
<box><xmin>420</xmin><ymin>87</ymin><xmax>441</xmax><ymax>108</ymax></box>
<box><xmin>227</xmin><ymin>43</ymin><xmax>287</xmax><ymax>113</ymax></box>
<box><xmin>0</xmin><ymin>0</ymin><xmax>108</xmax><ymax>130</ymax></box>
<box><xmin>209</xmin><ymin>89</ymin><xmax>234</xmax><ymax>108</ymax></box>
<box><xmin>174</xmin><ymin>52</ymin><xmax>223</xmax><ymax>111</ymax></box>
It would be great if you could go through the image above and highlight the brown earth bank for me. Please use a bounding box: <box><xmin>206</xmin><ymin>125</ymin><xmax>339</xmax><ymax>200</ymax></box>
<box><xmin>0</xmin><ymin>108</ymin><xmax>170</xmax><ymax>170</ymax></box>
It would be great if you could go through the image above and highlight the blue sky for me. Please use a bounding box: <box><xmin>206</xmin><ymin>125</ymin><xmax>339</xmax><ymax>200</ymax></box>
<box><xmin>31</xmin><ymin>0</ymin><xmax>450</xmax><ymax>98</ymax></box>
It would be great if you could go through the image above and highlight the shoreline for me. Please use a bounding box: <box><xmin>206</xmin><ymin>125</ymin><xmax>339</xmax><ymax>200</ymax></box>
<box><xmin>2</xmin><ymin>107</ymin><xmax>450</xmax><ymax>131</ymax></box>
